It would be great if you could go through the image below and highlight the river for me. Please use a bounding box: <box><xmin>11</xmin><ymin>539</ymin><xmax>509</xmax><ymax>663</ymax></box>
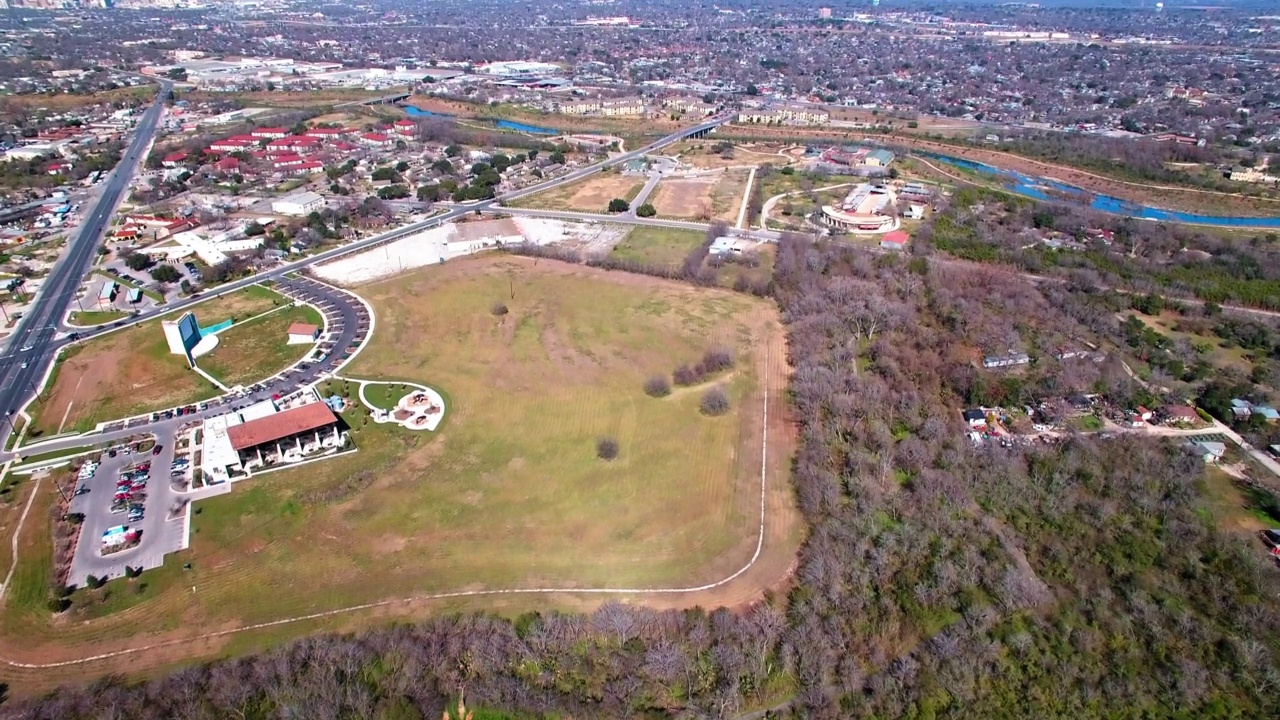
<box><xmin>401</xmin><ymin>105</ymin><xmax>560</xmax><ymax>136</ymax></box>
<box><xmin>923</xmin><ymin>152</ymin><xmax>1280</xmax><ymax>229</ymax></box>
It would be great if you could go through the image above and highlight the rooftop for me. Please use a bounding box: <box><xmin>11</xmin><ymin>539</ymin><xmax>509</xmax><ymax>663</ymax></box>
<box><xmin>227</xmin><ymin>402</ymin><xmax>338</xmax><ymax>452</ymax></box>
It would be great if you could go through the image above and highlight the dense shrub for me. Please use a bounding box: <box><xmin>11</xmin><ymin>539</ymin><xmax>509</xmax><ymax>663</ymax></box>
<box><xmin>699</xmin><ymin>386</ymin><xmax>730</xmax><ymax>416</ymax></box>
<box><xmin>643</xmin><ymin>375</ymin><xmax>671</xmax><ymax>397</ymax></box>
<box><xmin>596</xmin><ymin>437</ymin><xmax>619</xmax><ymax>460</ymax></box>
<box><xmin>490</xmin><ymin>302</ymin><xmax>508</xmax><ymax>317</ymax></box>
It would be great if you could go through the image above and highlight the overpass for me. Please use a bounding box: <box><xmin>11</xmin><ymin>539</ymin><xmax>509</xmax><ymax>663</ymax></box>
<box><xmin>335</xmin><ymin>91</ymin><xmax>413</xmax><ymax>108</ymax></box>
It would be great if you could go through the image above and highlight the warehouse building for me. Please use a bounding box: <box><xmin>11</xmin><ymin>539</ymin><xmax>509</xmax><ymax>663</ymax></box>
<box><xmin>271</xmin><ymin>191</ymin><xmax>326</xmax><ymax>217</ymax></box>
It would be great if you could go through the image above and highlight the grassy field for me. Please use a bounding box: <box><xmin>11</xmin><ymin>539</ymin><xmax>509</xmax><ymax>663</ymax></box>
<box><xmin>507</xmin><ymin>172</ymin><xmax>643</xmax><ymax>212</ymax></box>
<box><xmin>198</xmin><ymin>304</ymin><xmax>323</xmax><ymax>388</ymax></box>
<box><xmin>0</xmin><ymin>256</ymin><xmax>795</xmax><ymax>694</ymax></box>
<box><xmin>25</xmin><ymin>286</ymin><xmax>288</xmax><ymax>438</ymax></box>
<box><xmin>1124</xmin><ymin>310</ymin><xmax>1255</xmax><ymax>376</ymax></box>
<box><xmin>66</xmin><ymin>310</ymin><xmax>128</xmax><ymax>326</ymax></box>
<box><xmin>609</xmin><ymin>226</ymin><xmax>706</xmax><ymax>267</ymax></box>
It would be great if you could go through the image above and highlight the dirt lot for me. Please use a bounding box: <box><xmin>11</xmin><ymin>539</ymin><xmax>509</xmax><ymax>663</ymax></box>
<box><xmin>652</xmin><ymin>170</ymin><xmax>750</xmax><ymax>223</ymax></box>
<box><xmin>651</xmin><ymin>176</ymin><xmax>715</xmax><ymax>219</ymax></box>
<box><xmin>0</xmin><ymin>257</ymin><xmax>801</xmax><ymax>694</ymax></box>
<box><xmin>515</xmin><ymin>173</ymin><xmax>644</xmax><ymax>212</ymax></box>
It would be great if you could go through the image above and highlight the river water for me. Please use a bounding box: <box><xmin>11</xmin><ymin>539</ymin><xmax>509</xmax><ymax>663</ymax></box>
<box><xmin>401</xmin><ymin>105</ymin><xmax>560</xmax><ymax>135</ymax></box>
<box><xmin>923</xmin><ymin>152</ymin><xmax>1280</xmax><ymax>229</ymax></box>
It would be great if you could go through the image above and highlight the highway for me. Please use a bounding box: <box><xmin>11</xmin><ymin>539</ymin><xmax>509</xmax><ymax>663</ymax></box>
<box><xmin>0</xmin><ymin>113</ymin><xmax>727</xmax><ymax>452</ymax></box>
<box><xmin>0</xmin><ymin>82</ymin><xmax>171</xmax><ymax>444</ymax></box>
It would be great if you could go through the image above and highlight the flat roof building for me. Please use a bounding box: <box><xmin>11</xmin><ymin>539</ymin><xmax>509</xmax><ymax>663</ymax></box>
<box><xmin>272</xmin><ymin>191</ymin><xmax>326</xmax><ymax>217</ymax></box>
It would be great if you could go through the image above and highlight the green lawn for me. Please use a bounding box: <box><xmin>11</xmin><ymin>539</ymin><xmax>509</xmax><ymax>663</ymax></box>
<box><xmin>358</xmin><ymin>382</ymin><xmax>413</xmax><ymax>412</ymax></box>
<box><xmin>1071</xmin><ymin>415</ymin><xmax>1104</xmax><ymax>432</ymax></box>
<box><xmin>24</xmin><ymin>286</ymin><xmax>289</xmax><ymax>438</ymax></box>
<box><xmin>67</xmin><ymin>310</ymin><xmax>128</xmax><ymax>326</ymax></box>
<box><xmin>197</xmin><ymin>304</ymin><xmax>323</xmax><ymax>388</ymax></box>
<box><xmin>609</xmin><ymin>226</ymin><xmax>706</xmax><ymax>268</ymax></box>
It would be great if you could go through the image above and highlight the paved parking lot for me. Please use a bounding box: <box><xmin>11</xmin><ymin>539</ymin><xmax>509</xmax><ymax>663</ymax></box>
<box><xmin>66</xmin><ymin>429</ymin><xmax>185</xmax><ymax>586</ymax></box>
<box><xmin>53</xmin><ymin>276</ymin><xmax>370</xmax><ymax>583</ymax></box>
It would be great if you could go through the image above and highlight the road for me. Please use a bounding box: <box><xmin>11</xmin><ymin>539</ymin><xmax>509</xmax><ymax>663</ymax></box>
<box><xmin>0</xmin><ymin>113</ymin><xmax>726</xmax><ymax>452</ymax></box>
<box><xmin>0</xmin><ymin>81</ymin><xmax>171</xmax><ymax>444</ymax></box>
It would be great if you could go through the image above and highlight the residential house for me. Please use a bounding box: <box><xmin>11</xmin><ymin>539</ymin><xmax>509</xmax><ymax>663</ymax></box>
<box><xmin>1162</xmin><ymin>405</ymin><xmax>1200</xmax><ymax>425</ymax></box>
<box><xmin>880</xmin><ymin>230</ymin><xmax>909</xmax><ymax>251</ymax></box>
<box><xmin>1188</xmin><ymin>440</ymin><xmax>1226</xmax><ymax>463</ymax></box>
<box><xmin>962</xmin><ymin>409</ymin><xmax>987</xmax><ymax>428</ymax></box>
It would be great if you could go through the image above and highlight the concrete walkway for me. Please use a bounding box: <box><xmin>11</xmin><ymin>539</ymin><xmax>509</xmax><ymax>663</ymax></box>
<box><xmin>736</xmin><ymin>167</ymin><xmax>756</xmax><ymax>229</ymax></box>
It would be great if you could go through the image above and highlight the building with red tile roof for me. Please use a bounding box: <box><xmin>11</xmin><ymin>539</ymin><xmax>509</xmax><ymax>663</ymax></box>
<box><xmin>227</xmin><ymin>402</ymin><xmax>339</xmax><ymax>453</ymax></box>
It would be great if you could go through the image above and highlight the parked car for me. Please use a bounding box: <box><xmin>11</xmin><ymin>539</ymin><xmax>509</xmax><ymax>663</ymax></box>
<box><xmin>152</xmin><ymin>444</ymin><xmax>162</xmax><ymax>456</ymax></box>
<box><xmin>1263</xmin><ymin>529</ymin><xmax>1280</xmax><ymax>547</ymax></box>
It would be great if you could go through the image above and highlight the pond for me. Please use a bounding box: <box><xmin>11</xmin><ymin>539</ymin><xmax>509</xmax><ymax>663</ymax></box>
<box><xmin>402</xmin><ymin>105</ymin><xmax>560</xmax><ymax>136</ymax></box>
<box><xmin>922</xmin><ymin>152</ymin><xmax>1280</xmax><ymax>229</ymax></box>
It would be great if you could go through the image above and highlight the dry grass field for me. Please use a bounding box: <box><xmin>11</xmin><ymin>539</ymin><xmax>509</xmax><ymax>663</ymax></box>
<box><xmin>510</xmin><ymin>172</ymin><xmax>644</xmax><ymax>212</ymax></box>
<box><xmin>652</xmin><ymin>170</ymin><xmax>750</xmax><ymax>223</ymax></box>
<box><xmin>0</xmin><ymin>257</ymin><xmax>800</xmax><ymax>695</ymax></box>
<box><xmin>26</xmin><ymin>286</ymin><xmax>286</xmax><ymax>437</ymax></box>
<box><xmin>651</xmin><ymin>176</ymin><xmax>715</xmax><ymax>219</ymax></box>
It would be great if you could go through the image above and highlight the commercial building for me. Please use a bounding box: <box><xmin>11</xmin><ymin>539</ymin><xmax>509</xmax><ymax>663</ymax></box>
<box><xmin>271</xmin><ymin>191</ymin><xmax>326</xmax><ymax>217</ymax></box>
<box><xmin>819</xmin><ymin>183</ymin><xmax>897</xmax><ymax>232</ymax></box>
<box><xmin>478</xmin><ymin>61</ymin><xmax>561</xmax><ymax>78</ymax></box>
<box><xmin>200</xmin><ymin>399</ymin><xmax>346</xmax><ymax>483</ymax></box>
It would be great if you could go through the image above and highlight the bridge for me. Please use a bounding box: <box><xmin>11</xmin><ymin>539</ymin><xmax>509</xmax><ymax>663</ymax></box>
<box><xmin>335</xmin><ymin>91</ymin><xmax>413</xmax><ymax>108</ymax></box>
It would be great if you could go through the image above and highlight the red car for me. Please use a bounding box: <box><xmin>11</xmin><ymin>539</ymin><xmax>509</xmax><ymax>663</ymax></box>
<box><xmin>151</xmin><ymin>445</ymin><xmax>162</xmax><ymax>456</ymax></box>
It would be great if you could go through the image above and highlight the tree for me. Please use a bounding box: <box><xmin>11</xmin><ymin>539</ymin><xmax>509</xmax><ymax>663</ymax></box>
<box><xmin>636</xmin><ymin>203</ymin><xmax>657</xmax><ymax>217</ymax></box>
<box><xmin>745</xmin><ymin>83</ymin><xmax>759</xmax><ymax>96</ymax></box>
<box><xmin>607</xmin><ymin>198</ymin><xmax>630</xmax><ymax>213</ymax></box>
<box><xmin>699</xmin><ymin>387</ymin><xmax>730</xmax><ymax>416</ymax></box>
<box><xmin>417</xmin><ymin>185</ymin><xmax>440</xmax><ymax>202</ymax></box>
<box><xmin>372</xmin><ymin>167</ymin><xmax>400</xmax><ymax>182</ymax></box>
<box><xmin>150</xmin><ymin>264</ymin><xmax>180</xmax><ymax>283</ymax></box>
<box><xmin>122</xmin><ymin>251</ymin><xmax>154</xmax><ymax>271</ymax></box>
<box><xmin>596</xmin><ymin>437</ymin><xmax>619</xmax><ymax>460</ymax></box>
<box><xmin>644</xmin><ymin>375</ymin><xmax>671</xmax><ymax>397</ymax></box>
<box><xmin>394</xmin><ymin>160</ymin><xmax>409</xmax><ymax>172</ymax></box>
<box><xmin>243</xmin><ymin>221</ymin><xmax>266</xmax><ymax>237</ymax></box>
<box><xmin>549</xmin><ymin>150</ymin><xmax>565</xmax><ymax>165</ymax></box>
<box><xmin>444</xmin><ymin>144</ymin><xmax>463</xmax><ymax>157</ymax></box>
<box><xmin>377</xmin><ymin>185</ymin><xmax>410</xmax><ymax>200</ymax></box>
